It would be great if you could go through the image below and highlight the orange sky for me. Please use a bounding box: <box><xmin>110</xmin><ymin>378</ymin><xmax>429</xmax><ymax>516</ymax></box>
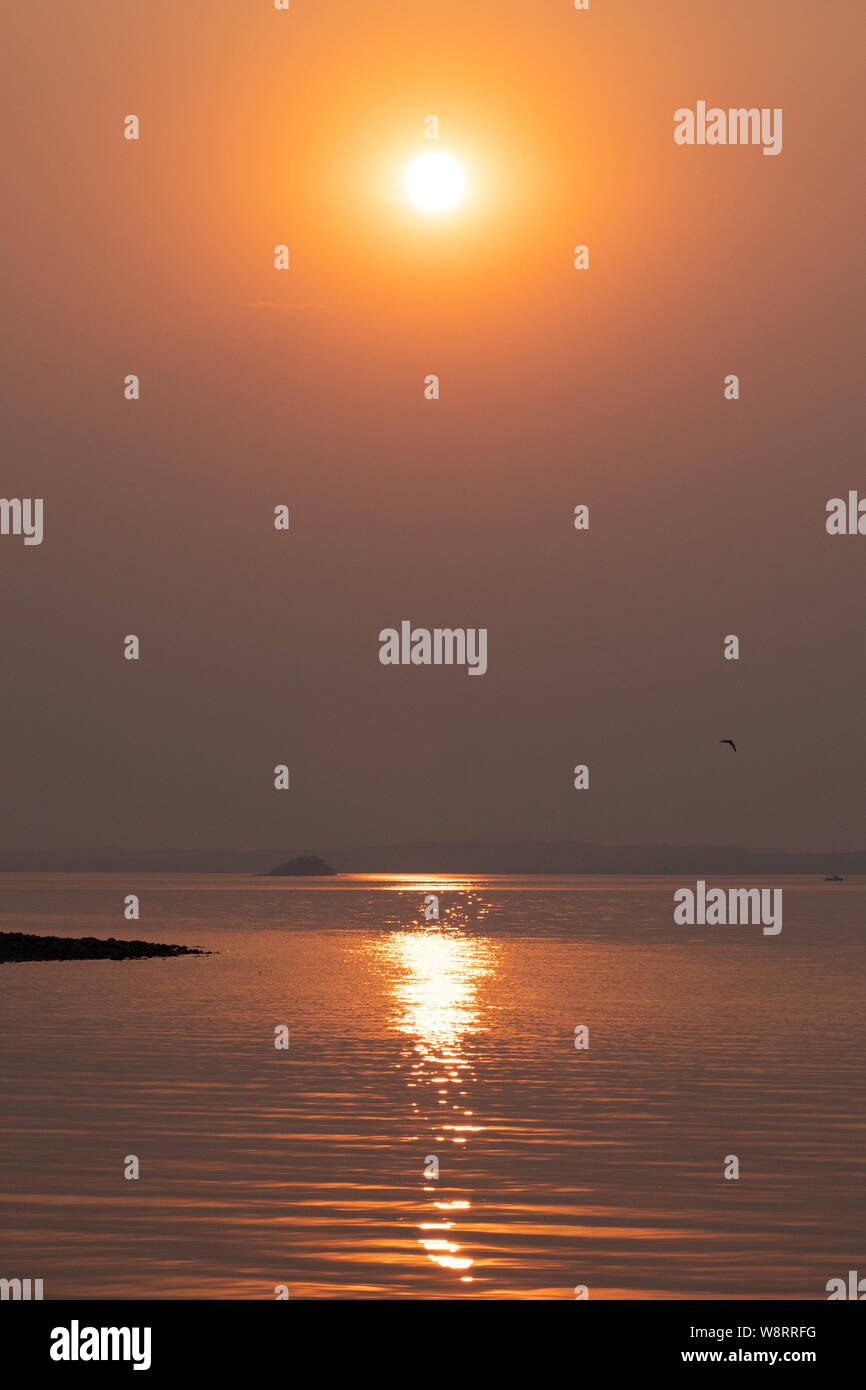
<box><xmin>2</xmin><ymin>0</ymin><xmax>864</xmax><ymax>854</ymax></box>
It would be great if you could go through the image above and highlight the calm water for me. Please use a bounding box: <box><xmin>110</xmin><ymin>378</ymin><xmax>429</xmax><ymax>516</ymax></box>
<box><xmin>0</xmin><ymin>874</ymin><xmax>863</xmax><ymax>1300</ymax></box>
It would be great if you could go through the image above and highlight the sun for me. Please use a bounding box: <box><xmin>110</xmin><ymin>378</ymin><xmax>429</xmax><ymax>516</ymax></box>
<box><xmin>405</xmin><ymin>152</ymin><xmax>466</xmax><ymax>214</ymax></box>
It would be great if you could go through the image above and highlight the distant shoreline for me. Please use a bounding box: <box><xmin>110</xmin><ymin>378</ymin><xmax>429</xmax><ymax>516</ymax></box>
<box><xmin>0</xmin><ymin>839</ymin><xmax>861</xmax><ymax>877</ymax></box>
<box><xmin>0</xmin><ymin>869</ymin><xmax>860</xmax><ymax>878</ymax></box>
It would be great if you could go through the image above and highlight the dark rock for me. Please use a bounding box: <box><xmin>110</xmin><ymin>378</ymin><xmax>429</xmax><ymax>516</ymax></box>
<box><xmin>267</xmin><ymin>855</ymin><xmax>337</xmax><ymax>876</ymax></box>
<box><xmin>0</xmin><ymin>932</ymin><xmax>211</xmax><ymax>964</ymax></box>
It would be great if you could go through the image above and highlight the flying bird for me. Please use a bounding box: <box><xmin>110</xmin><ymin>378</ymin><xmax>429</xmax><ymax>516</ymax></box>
<box><xmin>719</xmin><ymin>740</ymin><xmax>737</xmax><ymax>752</ymax></box>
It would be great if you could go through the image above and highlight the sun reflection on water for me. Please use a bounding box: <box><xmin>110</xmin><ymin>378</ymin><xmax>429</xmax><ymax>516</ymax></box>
<box><xmin>375</xmin><ymin>898</ymin><xmax>496</xmax><ymax>1286</ymax></box>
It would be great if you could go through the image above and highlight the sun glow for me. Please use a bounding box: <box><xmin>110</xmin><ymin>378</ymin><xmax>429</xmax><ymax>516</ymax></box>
<box><xmin>405</xmin><ymin>152</ymin><xmax>466</xmax><ymax>213</ymax></box>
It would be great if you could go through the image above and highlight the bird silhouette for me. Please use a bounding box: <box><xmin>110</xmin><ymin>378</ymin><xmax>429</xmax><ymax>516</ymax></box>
<box><xmin>719</xmin><ymin>739</ymin><xmax>737</xmax><ymax>752</ymax></box>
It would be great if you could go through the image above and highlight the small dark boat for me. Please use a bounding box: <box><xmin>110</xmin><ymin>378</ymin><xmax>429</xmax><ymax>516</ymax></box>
<box><xmin>824</xmin><ymin>874</ymin><xmax>845</xmax><ymax>882</ymax></box>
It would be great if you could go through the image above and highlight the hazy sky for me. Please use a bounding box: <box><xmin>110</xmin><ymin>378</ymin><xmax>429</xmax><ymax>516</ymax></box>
<box><xmin>2</xmin><ymin>1</ymin><xmax>864</xmax><ymax>853</ymax></box>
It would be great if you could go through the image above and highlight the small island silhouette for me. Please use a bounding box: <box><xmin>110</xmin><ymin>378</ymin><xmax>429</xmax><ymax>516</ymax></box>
<box><xmin>267</xmin><ymin>855</ymin><xmax>337</xmax><ymax>876</ymax></box>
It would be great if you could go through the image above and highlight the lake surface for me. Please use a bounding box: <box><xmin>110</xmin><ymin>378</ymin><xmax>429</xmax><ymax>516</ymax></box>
<box><xmin>0</xmin><ymin>874</ymin><xmax>863</xmax><ymax>1300</ymax></box>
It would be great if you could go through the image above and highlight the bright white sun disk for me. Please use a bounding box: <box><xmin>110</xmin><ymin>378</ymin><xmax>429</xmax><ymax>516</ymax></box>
<box><xmin>405</xmin><ymin>153</ymin><xmax>465</xmax><ymax>213</ymax></box>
